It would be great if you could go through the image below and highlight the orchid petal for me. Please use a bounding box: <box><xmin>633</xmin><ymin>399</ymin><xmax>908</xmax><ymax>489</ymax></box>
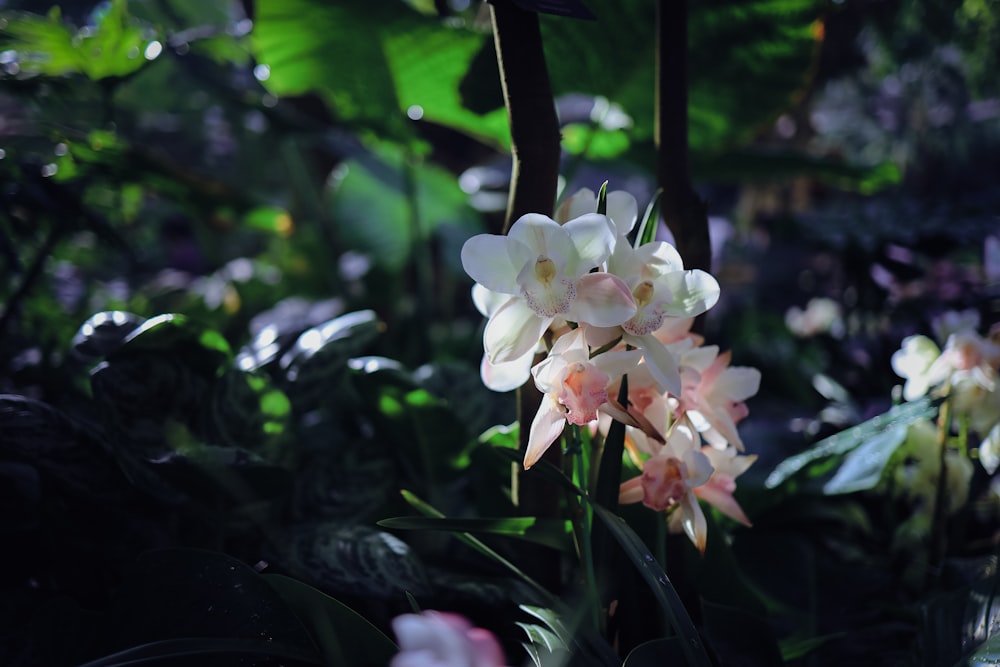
<box><xmin>562</xmin><ymin>213</ymin><xmax>617</xmax><ymax>271</ymax></box>
<box><xmin>619</xmin><ymin>476</ymin><xmax>645</xmax><ymax>504</ymax></box>
<box><xmin>507</xmin><ymin>214</ymin><xmax>577</xmax><ymax>269</ymax></box>
<box><xmin>658</xmin><ymin>269</ymin><xmax>720</xmax><ymax>318</ymax></box>
<box><xmin>484</xmin><ymin>297</ymin><xmax>550</xmax><ymax>364</ymax></box>
<box><xmin>678</xmin><ymin>492</ymin><xmax>708</xmax><ymax>554</ymax></box>
<box><xmin>481</xmin><ymin>348</ymin><xmax>534</xmax><ymax>392</ymax></box>
<box><xmin>525</xmin><ymin>396</ymin><xmax>566</xmax><ymax>469</ymax></box>
<box><xmin>695</xmin><ymin>480</ymin><xmax>753</xmax><ymax>527</ymax></box>
<box><xmin>626</xmin><ymin>333</ymin><xmax>682</xmax><ymax>396</ymax></box>
<box><xmin>569</xmin><ymin>273</ymin><xmax>637</xmax><ymax>327</ymax></box>
<box><xmin>606</xmin><ymin>191</ymin><xmax>639</xmax><ymax>236</ymax></box>
<box><xmin>461</xmin><ymin>235</ymin><xmax>519</xmax><ymax>294</ymax></box>
<box><xmin>715</xmin><ymin>367</ymin><xmax>762</xmax><ymax>403</ymax></box>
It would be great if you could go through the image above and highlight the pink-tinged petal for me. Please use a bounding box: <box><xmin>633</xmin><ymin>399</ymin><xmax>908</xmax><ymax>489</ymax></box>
<box><xmin>484</xmin><ymin>298</ymin><xmax>550</xmax><ymax>364</ymax></box>
<box><xmin>626</xmin><ymin>333</ymin><xmax>682</xmax><ymax>396</ymax></box>
<box><xmin>480</xmin><ymin>349</ymin><xmax>534</xmax><ymax>392</ymax></box>
<box><xmin>562</xmin><ymin>213</ymin><xmax>617</xmax><ymax>272</ymax></box>
<box><xmin>560</xmin><ymin>361</ymin><xmax>610</xmax><ymax>425</ymax></box>
<box><xmin>658</xmin><ymin>270</ymin><xmax>720</xmax><ymax>318</ymax></box>
<box><xmin>715</xmin><ymin>367</ymin><xmax>762</xmax><ymax>403</ymax></box>
<box><xmin>525</xmin><ymin>396</ymin><xmax>567</xmax><ymax>469</ymax></box>
<box><xmin>619</xmin><ymin>476</ymin><xmax>645</xmax><ymax>504</ymax></box>
<box><xmin>507</xmin><ymin>213</ymin><xmax>575</xmax><ymax>266</ymax></box>
<box><xmin>702</xmin><ymin>406</ymin><xmax>745</xmax><ymax>451</ymax></box>
<box><xmin>677</xmin><ymin>492</ymin><xmax>708</xmax><ymax>554</ymax></box>
<box><xmin>694</xmin><ymin>480</ymin><xmax>752</xmax><ymax>527</ymax></box>
<box><xmin>683</xmin><ymin>448</ymin><xmax>715</xmax><ymax>487</ymax></box>
<box><xmin>569</xmin><ymin>273</ymin><xmax>637</xmax><ymax>327</ymax></box>
<box><xmin>461</xmin><ymin>234</ymin><xmax>519</xmax><ymax>293</ymax></box>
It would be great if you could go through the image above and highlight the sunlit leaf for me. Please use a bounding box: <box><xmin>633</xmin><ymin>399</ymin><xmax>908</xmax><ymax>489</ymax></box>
<box><xmin>764</xmin><ymin>397</ymin><xmax>937</xmax><ymax>490</ymax></box>
<box><xmin>0</xmin><ymin>0</ymin><xmax>158</xmax><ymax>81</ymax></box>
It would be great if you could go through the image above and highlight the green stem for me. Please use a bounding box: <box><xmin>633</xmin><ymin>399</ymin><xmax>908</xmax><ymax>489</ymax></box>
<box><xmin>570</xmin><ymin>425</ymin><xmax>600</xmax><ymax>632</ymax></box>
<box><xmin>929</xmin><ymin>393</ymin><xmax>953</xmax><ymax>579</ymax></box>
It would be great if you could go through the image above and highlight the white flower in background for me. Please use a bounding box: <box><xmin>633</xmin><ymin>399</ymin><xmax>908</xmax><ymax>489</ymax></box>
<box><xmin>785</xmin><ymin>297</ymin><xmax>844</xmax><ymax>338</ymax></box>
<box><xmin>391</xmin><ymin>611</ymin><xmax>506</xmax><ymax>667</ymax></box>
<box><xmin>461</xmin><ymin>213</ymin><xmax>636</xmax><ymax>365</ymax></box>
<box><xmin>891</xmin><ymin>335</ymin><xmax>946</xmax><ymax>401</ymax></box>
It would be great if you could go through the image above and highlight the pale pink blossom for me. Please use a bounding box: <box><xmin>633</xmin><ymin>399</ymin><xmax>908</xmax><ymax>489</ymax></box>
<box><xmin>391</xmin><ymin>611</ymin><xmax>506</xmax><ymax>667</ymax></box>
<box><xmin>525</xmin><ymin>328</ymin><xmax>642</xmax><ymax>468</ymax></box>
<box><xmin>676</xmin><ymin>348</ymin><xmax>760</xmax><ymax>451</ymax></box>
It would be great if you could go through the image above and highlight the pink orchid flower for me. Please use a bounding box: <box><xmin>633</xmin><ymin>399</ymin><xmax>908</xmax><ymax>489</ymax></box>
<box><xmin>391</xmin><ymin>611</ymin><xmax>507</xmax><ymax>667</ymax></box>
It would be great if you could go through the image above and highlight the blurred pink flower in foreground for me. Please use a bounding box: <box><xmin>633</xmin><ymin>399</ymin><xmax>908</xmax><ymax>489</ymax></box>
<box><xmin>391</xmin><ymin>611</ymin><xmax>507</xmax><ymax>667</ymax></box>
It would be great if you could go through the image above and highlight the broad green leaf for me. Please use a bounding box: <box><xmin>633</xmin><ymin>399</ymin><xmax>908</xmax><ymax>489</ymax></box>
<box><xmin>252</xmin><ymin>0</ymin><xmax>509</xmax><ymax>147</ymax></box>
<box><xmin>377</xmin><ymin>516</ymin><xmax>574</xmax><ymax>552</ymax></box>
<box><xmin>100</xmin><ymin>549</ymin><xmax>319</xmax><ymax>656</ymax></box>
<box><xmin>764</xmin><ymin>397</ymin><xmax>937</xmax><ymax>490</ymax></box>
<box><xmin>326</xmin><ymin>142</ymin><xmax>482</xmax><ymax>272</ymax></box>
<box><xmin>821</xmin><ymin>423</ymin><xmax>909</xmax><ymax>495</ymax></box>
<box><xmin>263</xmin><ymin>574</ymin><xmax>397</xmax><ymax>667</ymax></box>
<box><xmin>539</xmin><ymin>0</ymin><xmax>825</xmax><ymax>152</ymax></box>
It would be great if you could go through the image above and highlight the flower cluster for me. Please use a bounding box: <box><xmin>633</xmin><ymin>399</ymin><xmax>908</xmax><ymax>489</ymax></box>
<box><xmin>461</xmin><ymin>188</ymin><xmax>760</xmax><ymax>551</ymax></box>
<box><xmin>391</xmin><ymin>611</ymin><xmax>507</xmax><ymax>667</ymax></box>
<box><xmin>891</xmin><ymin>311</ymin><xmax>1000</xmax><ymax>473</ymax></box>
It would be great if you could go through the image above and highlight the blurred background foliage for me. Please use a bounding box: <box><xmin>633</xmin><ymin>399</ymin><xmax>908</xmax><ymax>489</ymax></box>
<box><xmin>1</xmin><ymin>0</ymin><xmax>999</xmax><ymax>665</ymax></box>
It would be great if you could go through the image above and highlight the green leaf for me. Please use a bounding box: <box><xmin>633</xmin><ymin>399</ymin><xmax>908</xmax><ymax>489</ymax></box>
<box><xmin>77</xmin><ymin>638</ymin><xmax>325</xmax><ymax>667</ymax></box>
<box><xmin>700</xmin><ymin>599</ymin><xmax>785</xmax><ymax>665</ymax></box>
<box><xmin>252</xmin><ymin>0</ymin><xmax>509</xmax><ymax>147</ymax></box>
<box><xmin>399</xmin><ymin>489</ymin><xmax>555</xmax><ymax>602</ymax></box>
<box><xmin>634</xmin><ymin>190</ymin><xmax>662</xmax><ymax>248</ymax></box>
<box><xmin>263</xmin><ymin>574</ymin><xmax>397</xmax><ymax>667</ymax></box>
<box><xmin>99</xmin><ymin>549</ymin><xmax>320</xmax><ymax>658</ymax></box>
<box><xmin>540</xmin><ymin>0</ymin><xmax>825</xmax><ymax>152</ymax></box>
<box><xmin>589</xmin><ymin>503</ymin><xmax>712</xmax><ymax>667</ymax></box>
<box><xmin>763</xmin><ymin>397</ymin><xmax>937</xmax><ymax>490</ymax></box>
<box><xmin>0</xmin><ymin>0</ymin><xmax>158</xmax><ymax>81</ymax></box>
<box><xmin>820</xmin><ymin>423</ymin><xmax>909</xmax><ymax>495</ymax></box>
<box><xmin>377</xmin><ymin>516</ymin><xmax>574</xmax><ymax>552</ymax></box>
<box><xmin>325</xmin><ymin>142</ymin><xmax>483</xmax><ymax>272</ymax></box>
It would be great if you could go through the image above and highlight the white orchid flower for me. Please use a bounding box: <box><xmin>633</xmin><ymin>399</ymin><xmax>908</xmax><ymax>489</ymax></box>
<box><xmin>461</xmin><ymin>213</ymin><xmax>636</xmax><ymax>365</ymax></box>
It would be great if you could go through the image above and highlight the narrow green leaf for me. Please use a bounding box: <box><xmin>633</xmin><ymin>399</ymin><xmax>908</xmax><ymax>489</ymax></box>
<box><xmin>378</xmin><ymin>516</ymin><xmax>573</xmax><ymax>552</ymax></box>
<box><xmin>590</xmin><ymin>503</ymin><xmax>712</xmax><ymax>667</ymax></box>
<box><xmin>623</xmin><ymin>638</ymin><xmax>689</xmax><ymax>665</ymax></box>
<box><xmin>634</xmin><ymin>190</ymin><xmax>662</xmax><ymax>248</ymax></box>
<box><xmin>399</xmin><ymin>490</ymin><xmax>555</xmax><ymax>602</ymax></box>
<box><xmin>596</xmin><ymin>181</ymin><xmax>608</xmax><ymax>215</ymax></box>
